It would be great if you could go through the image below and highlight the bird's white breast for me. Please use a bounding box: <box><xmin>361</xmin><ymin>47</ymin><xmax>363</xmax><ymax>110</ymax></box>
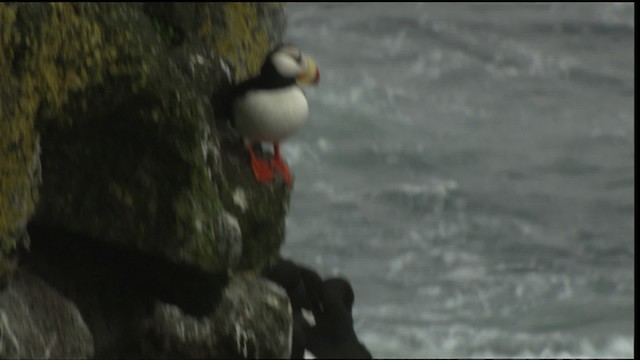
<box><xmin>233</xmin><ymin>86</ymin><xmax>309</xmax><ymax>142</ymax></box>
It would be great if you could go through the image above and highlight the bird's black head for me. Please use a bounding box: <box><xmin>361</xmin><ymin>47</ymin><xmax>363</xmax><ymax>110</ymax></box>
<box><xmin>258</xmin><ymin>44</ymin><xmax>320</xmax><ymax>89</ymax></box>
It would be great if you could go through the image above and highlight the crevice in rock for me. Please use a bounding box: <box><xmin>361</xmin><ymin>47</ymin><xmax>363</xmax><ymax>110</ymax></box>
<box><xmin>23</xmin><ymin>223</ymin><xmax>229</xmax><ymax>317</ymax></box>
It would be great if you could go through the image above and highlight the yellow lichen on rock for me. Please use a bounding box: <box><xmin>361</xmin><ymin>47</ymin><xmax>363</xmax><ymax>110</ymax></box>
<box><xmin>0</xmin><ymin>4</ymin><xmax>16</xmax><ymax>69</ymax></box>
<box><xmin>0</xmin><ymin>4</ymin><xmax>37</xmax><ymax>277</ymax></box>
<box><xmin>0</xmin><ymin>3</ymin><xmax>109</xmax><ymax>278</ymax></box>
<box><xmin>30</xmin><ymin>3</ymin><xmax>105</xmax><ymax>116</ymax></box>
<box><xmin>212</xmin><ymin>3</ymin><xmax>270</xmax><ymax>81</ymax></box>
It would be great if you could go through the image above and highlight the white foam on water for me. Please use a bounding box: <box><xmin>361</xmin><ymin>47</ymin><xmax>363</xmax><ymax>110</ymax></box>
<box><xmin>445</xmin><ymin>264</ymin><xmax>488</xmax><ymax>282</ymax></box>
<box><xmin>387</xmin><ymin>251</ymin><xmax>417</xmax><ymax>276</ymax></box>
<box><xmin>386</xmin><ymin>179</ymin><xmax>460</xmax><ymax>199</ymax></box>
<box><xmin>381</xmin><ymin>30</ymin><xmax>408</xmax><ymax>57</ymax></box>
<box><xmin>358</xmin><ymin>322</ymin><xmax>634</xmax><ymax>358</ymax></box>
<box><xmin>315</xmin><ymin>137</ymin><xmax>332</xmax><ymax>153</ymax></box>
<box><xmin>280</xmin><ymin>141</ymin><xmax>321</xmax><ymax>167</ymax></box>
<box><xmin>284</xmin><ymin>3</ymin><xmax>633</xmax><ymax>359</ymax></box>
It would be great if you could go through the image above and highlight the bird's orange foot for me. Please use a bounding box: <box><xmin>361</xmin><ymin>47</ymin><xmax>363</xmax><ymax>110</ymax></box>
<box><xmin>271</xmin><ymin>156</ymin><xmax>293</xmax><ymax>187</ymax></box>
<box><xmin>250</xmin><ymin>155</ymin><xmax>274</xmax><ymax>183</ymax></box>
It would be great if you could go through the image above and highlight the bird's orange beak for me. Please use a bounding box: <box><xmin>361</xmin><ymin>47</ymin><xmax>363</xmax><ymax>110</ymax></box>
<box><xmin>297</xmin><ymin>56</ymin><xmax>320</xmax><ymax>86</ymax></box>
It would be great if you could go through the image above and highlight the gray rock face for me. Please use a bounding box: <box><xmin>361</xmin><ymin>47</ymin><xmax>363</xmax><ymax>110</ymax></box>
<box><xmin>0</xmin><ymin>269</ymin><xmax>94</xmax><ymax>359</ymax></box>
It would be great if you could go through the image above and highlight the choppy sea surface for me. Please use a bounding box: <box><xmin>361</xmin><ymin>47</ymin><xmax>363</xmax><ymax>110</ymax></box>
<box><xmin>279</xmin><ymin>3</ymin><xmax>634</xmax><ymax>358</ymax></box>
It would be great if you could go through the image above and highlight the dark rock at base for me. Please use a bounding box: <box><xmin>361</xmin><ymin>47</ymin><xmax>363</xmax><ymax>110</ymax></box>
<box><xmin>23</xmin><ymin>222</ymin><xmax>229</xmax><ymax>358</ymax></box>
<box><xmin>0</xmin><ymin>269</ymin><xmax>94</xmax><ymax>359</ymax></box>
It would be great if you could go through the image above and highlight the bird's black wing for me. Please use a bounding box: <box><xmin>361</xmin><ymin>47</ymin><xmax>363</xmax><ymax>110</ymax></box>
<box><xmin>211</xmin><ymin>75</ymin><xmax>261</xmax><ymax>131</ymax></box>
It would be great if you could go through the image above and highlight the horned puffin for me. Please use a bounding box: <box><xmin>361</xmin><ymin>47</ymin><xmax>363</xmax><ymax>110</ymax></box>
<box><xmin>231</xmin><ymin>44</ymin><xmax>320</xmax><ymax>186</ymax></box>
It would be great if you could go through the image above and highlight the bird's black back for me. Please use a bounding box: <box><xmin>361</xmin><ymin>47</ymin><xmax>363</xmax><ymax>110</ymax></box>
<box><xmin>232</xmin><ymin>59</ymin><xmax>297</xmax><ymax>99</ymax></box>
<box><xmin>216</xmin><ymin>44</ymin><xmax>300</xmax><ymax>132</ymax></box>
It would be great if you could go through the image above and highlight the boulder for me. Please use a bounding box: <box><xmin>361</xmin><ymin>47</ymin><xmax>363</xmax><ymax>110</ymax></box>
<box><xmin>0</xmin><ymin>269</ymin><xmax>94</xmax><ymax>359</ymax></box>
<box><xmin>142</xmin><ymin>275</ymin><xmax>292</xmax><ymax>358</ymax></box>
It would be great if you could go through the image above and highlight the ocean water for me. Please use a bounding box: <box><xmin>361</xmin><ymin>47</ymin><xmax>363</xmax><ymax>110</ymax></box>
<box><xmin>279</xmin><ymin>3</ymin><xmax>634</xmax><ymax>358</ymax></box>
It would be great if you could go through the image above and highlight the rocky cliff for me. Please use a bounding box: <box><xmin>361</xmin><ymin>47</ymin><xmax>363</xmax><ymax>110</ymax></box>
<box><xmin>0</xmin><ymin>3</ymin><xmax>295</xmax><ymax>358</ymax></box>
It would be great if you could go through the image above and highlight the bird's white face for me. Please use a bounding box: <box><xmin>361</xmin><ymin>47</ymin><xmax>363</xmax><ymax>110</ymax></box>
<box><xmin>271</xmin><ymin>46</ymin><xmax>320</xmax><ymax>85</ymax></box>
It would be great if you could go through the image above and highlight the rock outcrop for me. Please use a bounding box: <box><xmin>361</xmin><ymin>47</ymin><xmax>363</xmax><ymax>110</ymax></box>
<box><xmin>1</xmin><ymin>2</ymin><xmax>294</xmax><ymax>358</ymax></box>
<box><xmin>0</xmin><ymin>269</ymin><xmax>94</xmax><ymax>359</ymax></box>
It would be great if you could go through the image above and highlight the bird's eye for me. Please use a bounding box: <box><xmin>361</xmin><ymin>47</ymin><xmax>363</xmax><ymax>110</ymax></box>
<box><xmin>293</xmin><ymin>51</ymin><xmax>302</xmax><ymax>64</ymax></box>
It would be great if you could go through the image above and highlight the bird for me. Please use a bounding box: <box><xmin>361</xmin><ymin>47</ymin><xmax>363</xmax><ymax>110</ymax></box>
<box><xmin>231</xmin><ymin>44</ymin><xmax>320</xmax><ymax>187</ymax></box>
